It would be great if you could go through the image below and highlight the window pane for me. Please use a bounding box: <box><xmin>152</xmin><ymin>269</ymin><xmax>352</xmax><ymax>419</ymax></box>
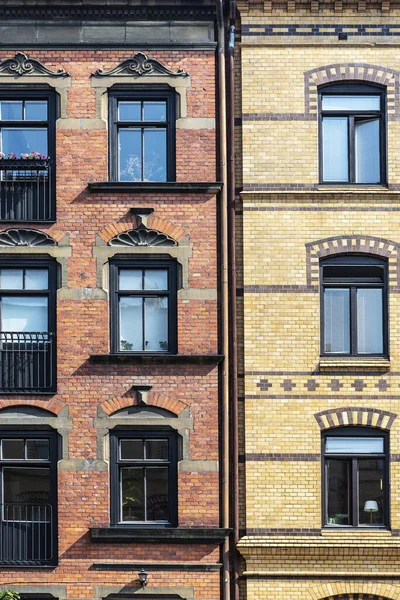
<box><xmin>25</xmin><ymin>269</ymin><xmax>48</xmax><ymax>290</ymax></box>
<box><xmin>327</xmin><ymin>459</ymin><xmax>349</xmax><ymax>525</ymax></box>
<box><xmin>118</xmin><ymin>102</ymin><xmax>141</xmax><ymax>121</ymax></box>
<box><xmin>2</xmin><ymin>128</ymin><xmax>47</xmax><ymax>157</ymax></box>
<box><xmin>143</xmin><ymin>129</ymin><xmax>167</xmax><ymax>182</ymax></box>
<box><xmin>120</xmin><ymin>440</ymin><xmax>143</xmax><ymax>460</ymax></box>
<box><xmin>357</xmin><ymin>288</ymin><xmax>383</xmax><ymax>354</ymax></box>
<box><xmin>2</xmin><ymin>439</ymin><xmax>24</xmax><ymax>460</ymax></box>
<box><xmin>0</xmin><ymin>102</ymin><xmax>23</xmax><ymax>120</ymax></box>
<box><xmin>355</xmin><ymin>118</ymin><xmax>380</xmax><ymax>183</ymax></box>
<box><xmin>322</xmin><ymin>117</ymin><xmax>349</xmax><ymax>182</ymax></box>
<box><xmin>25</xmin><ymin>102</ymin><xmax>47</xmax><ymax>121</ymax></box>
<box><xmin>146</xmin><ymin>467</ymin><xmax>169</xmax><ymax>521</ymax></box>
<box><xmin>322</xmin><ymin>95</ymin><xmax>380</xmax><ymax>111</ymax></box>
<box><xmin>326</xmin><ymin>437</ymin><xmax>384</xmax><ymax>454</ymax></box>
<box><xmin>324</xmin><ymin>288</ymin><xmax>350</xmax><ymax>353</ymax></box>
<box><xmin>358</xmin><ymin>458</ymin><xmax>384</xmax><ymax>525</ymax></box>
<box><xmin>119</xmin><ymin>297</ymin><xmax>142</xmax><ymax>351</ymax></box>
<box><xmin>121</xmin><ymin>467</ymin><xmax>144</xmax><ymax>521</ymax></box>
<box><xmin>119</xmin><ymin>269</ymin><xmax>143</xmax><ymax>291</ymax></box>
<box><xmin>144</xmin><ymin>270</ymin><xmax>168</xmax><ymax>290</ymax></box>
<box><xmin>144</xmin><ymin>297</ymin><xmax>168</xmax><ymax>352</ymax></box>
<box><xmin>1</xmin><ymin>297</ymin><xmax>48</xmax><ymax>332</ymax></box>
<box><xmin>119</xmin><ymin>129</ymin><xmax>141</xmax><ymax>181</ymax></box>
<box><xmin>145</xmin><ymin>440</ymin><xmax>168</xmax><ymax>460</ymax></box>
<box><xmin>26</xmin><ymin>440</ymin><xmax>49</xmax><ymax>460</ymax></box>
<box><xmin>0</xmin><ymin>269</ymin><xmax>23</xmax><ymax>289</ymax></box>
<box><xmin>143</xmin><ymin>102</ymin><xmax>167</xmax><ymax>121</ymax></box>
<box><xmin>3</xmin><ymin>467</ymin><xmax>50</xmax><ymax>506</ymax></box>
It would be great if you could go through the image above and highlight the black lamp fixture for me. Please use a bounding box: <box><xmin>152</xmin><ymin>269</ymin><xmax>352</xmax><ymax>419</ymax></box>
<box><xmin>138</xmin><ymin>568</ymin><xmax>149</xmax><ymax>588</ymax></box>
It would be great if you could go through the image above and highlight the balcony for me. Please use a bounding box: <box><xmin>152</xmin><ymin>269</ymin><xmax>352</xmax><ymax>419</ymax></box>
<box><xmin>0</xmin><ymin>332</ymin><xmax>56</xmax><ymax>393</ymax></box>
<box><xmin>0</xmin><ymin>503</ymin><xmax>54</xmax><ymax>565</ymax></box>
<box><xmin>0</xmin><ymin>159</ymin><xmax>53</xmax><ymax>222</ymax></box>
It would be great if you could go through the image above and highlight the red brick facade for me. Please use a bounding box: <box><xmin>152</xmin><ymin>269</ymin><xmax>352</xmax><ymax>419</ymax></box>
<box><xmin>0</xmin><ymin>4</ymin><xmax>224</xmax><ymax>599</ymax></box>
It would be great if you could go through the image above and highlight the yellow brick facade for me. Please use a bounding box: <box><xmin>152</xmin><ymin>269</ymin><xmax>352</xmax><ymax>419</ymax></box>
<box><xmin>236</xmin><ymin>1</ymin><xmax>400</xmax><ymax>599</ymax></box>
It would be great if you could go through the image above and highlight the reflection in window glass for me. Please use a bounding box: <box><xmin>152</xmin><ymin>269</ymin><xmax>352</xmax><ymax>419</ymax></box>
<box><xmin>2</xmin><ymin>439</ymin><xmax>24</xmax><ymax>460</ymax></box>
<box><xmin>143</xmin><ymin>129</ymin><xmax>167</xmax><ymax>181</ymax></box>
<box><xmin>0</xmin><ymin>270</ymin><xmax>24</xmax><ymax>290</ymax></box>
<box><xmin>119</xmin><ymin>270</ymin><xmax>142</xmax><ymax>291</ymax></box>
<box><xmin>0</xmin><ymin>102</ymin><xmax>23</xmax><ymax>120</ymax></box>
<box><xmin>120</xmin><ymin>440</ymin><xmax>143</xmax><ymax>460</ymax></box>
<box><xmin>326</xmin><ymin>437</ymin><xmax>384</xmax><ymax>454</ymax></box>
<box><xmin>143</xmin><ymin>102</ymin><xmax>167</xmax><ymax>121</ymax></box>
<box><xmin>2</xmin><ymin>128</ymin><xmax>47</xmax><ymax>157</ymax></box>
<box><xmin>119</xmin><ymin>129</ymin><xmax>141</xmax><ymax>181</ymax></box>
<box><xmin>25</xmin><ymin>269</ymin><xmax>48</xmax><ymax>290</ymax></box>
<box><xmin>322</xmin><ymin>117</ymin><xmax>348</xmax><ymax>182</ymax></box>
<box><xmin>358</xmin><ymin>458</ymin><xmax>384</xmax><ymax>525</ymax></box>
<box><xmin>327</xmin><ymin>459</ymin><xmax>349</xmax><ymax>526</ymax></box>
<box><xmin>25</xmin><ymin>102</ymin><xmax>47</xmax><ymax>121</ymax></box>
<box><xmin>355</xmin><ymin>118</ymin><xmax>380</xmax><ymax>183</ymax></box>
<box><xmin>1</xmin><ymin>297</ymin><xmax>48</xmax><ymax>332</ymax></box>
<box><xmin>357</xmin><ymin>288</ymin><xmax>383</xmax><ymax>354</ymax></box>
<box><xmin>26</xmin><ymin>440</ymin><xmax>49</xmax><ymax>460</ymax></box>
<box><xmin>118</xmin><ymin>102</ymin><xmax>141</xmax><ymax>121</ymax></box>
<box><xmin>322</xmin><ymin>95</ymin><xmax>380</xmax><ymax>111</ymax></box>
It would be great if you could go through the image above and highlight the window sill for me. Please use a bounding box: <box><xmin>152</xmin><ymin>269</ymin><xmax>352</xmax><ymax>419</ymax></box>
<box><xmin>90</xmin><ymin>353</ymin><xmax>224</xmax><ymax>365</ymax></box>
<box><xmin>319</xmin><ymin>357</ymin><xmax>390</xmax><ymax>372</ymax></box>
<box><xmin>88</xmin><ymin>181</ymin><xmax>223</xmax><ymax>194</ymax></box>
<box><xmin>317</xmin><ymin>184</ymin><xmax>388</xmax><ymax>192</ymax></box>
<box><xmin>90</xmin><ymin>527</ymin><xmax>231</xmax><ymax>544</ymax></box>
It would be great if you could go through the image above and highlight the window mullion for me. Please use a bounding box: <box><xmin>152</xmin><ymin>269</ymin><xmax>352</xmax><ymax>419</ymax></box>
<box><xmin>352</xmin><ymin>458</ymin><xmax>359</xmax><ymax>526</ymax></box>
<box><xmin>348</xmin><ymin>115</ymin><xmax>355</xmax><ymax>183</ymax></box>
<box><xmin>350</xmin><ymin>286</ymin><xmax>357</xmax><ymax>354</ymax></box>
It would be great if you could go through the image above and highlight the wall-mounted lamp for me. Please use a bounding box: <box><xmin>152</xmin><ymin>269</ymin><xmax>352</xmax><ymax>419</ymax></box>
<box><xmin>138</xmin><ymin>568</ymin><xmax>149</xmax><ymax>588</ymax></box>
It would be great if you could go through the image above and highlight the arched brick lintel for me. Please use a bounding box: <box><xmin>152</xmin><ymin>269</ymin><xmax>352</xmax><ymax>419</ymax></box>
<box><xmin>100</xmin><ymin>391</ymin><xmax>187</xmax><ymax>416</ymax></box>
<box><xmin>304</xmin><ymin>63</ymin><xmax>399</xmax><ymax>117</ymax></box>
<box><xmin>309</xmin><ymin>583</ymin><xmax>400</xmax><ymax>600</ymax></box>
<box><xmin>314</xmin><ymin>407</ymin><xmax>397</xmax><ymax>431</ymax></box>
<box><xmin>98</xmin><ymin>215</ymin><xmax>187</xmax><ymax>245</ymax></box>
<box><xmin>305</xmin><ymin>235</ymin><xmax>400</xmax><ymax>287</ymax></box>
<box><xmin>0</xmin><ymin>398</ymin><xmax>65</xmax><ymax>416</ymax></box>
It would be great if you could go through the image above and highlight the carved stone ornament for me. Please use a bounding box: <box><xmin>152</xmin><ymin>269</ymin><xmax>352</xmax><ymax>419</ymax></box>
<box><xmin>93</xmin><ymin>52</ymin><xmax>188</xmax><ymax>78</ymax></box>
<box><xmin>0</xmin><ymin>229</ymin><xmax>57</xmax><ymax>247</ymax></box>
<box><xmin>109</xmin><ymin>226</ymin><xmax>177</xmax><ymax>247</ymax></box>
<box><xmin>0</xmin><ymin>52</ymin><xmax>69</xmax><ymax>77</ymax></box>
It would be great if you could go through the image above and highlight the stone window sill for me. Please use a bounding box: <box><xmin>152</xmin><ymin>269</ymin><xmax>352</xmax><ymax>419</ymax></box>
<box><xmin>90</xmin><ymin>527</ymin><xmax>230</xmax><ymax>543</ymax></box>
<box><xmin>319</xmin><ymin>357</ymin><xmax>390</xmax><ymax>372</ymax></box>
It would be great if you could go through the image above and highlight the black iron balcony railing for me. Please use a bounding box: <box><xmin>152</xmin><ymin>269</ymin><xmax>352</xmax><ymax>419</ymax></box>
<box><xmin>0</xmin><ymin>332</ymin><xmax>56</xmax><ymax>393</ymax></box>
<box><xmin>0</xmin><ymin>503</ymin><xmax>53</xmax><ymax>564</ymax></box>
<box><xmin>0</xmin><ymin>159</ymin><xmax>53</xmax><ymax>222</ymax></box>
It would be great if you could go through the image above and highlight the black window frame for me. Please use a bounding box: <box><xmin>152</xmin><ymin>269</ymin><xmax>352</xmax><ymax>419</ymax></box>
<box><xmin>110</xmin><ymin>428</ymin><xmax>178</xmax><ymax>527</ymax></box>
<box><xmin>0</xmin><ymin>87</ymin><xmax>57</xmax><ymax>222</ymax></box>
<box><xmin>320</xmin><ymin>254</ymin><xmax>388</xmax><ymax>358</ymax></box>
<box><xmin>322</xmin><ymin>426</ymin><xmax>389</xmax><ymax>529</ymax></box>
<box><xmin>108</xmin><ymin>87</ymin><xmax>176</xmax><ymax>183</ymax></box>
<box><xmin>109</xmin><ymin>256</ymin><xmax>178</xmax><ymax>355</ymax></box>
<box><xmin>0</xmin><ymin>428</ymin><xmax>58</xmax><ymax>564</ymax></box>
<box><xmin>318</xmin><ymin>83</ymin><xmax>386</xmax><ymax>185</ymax></box>
<box><xmin>0</xmin><ymin>256</ymin><xmax>57</xmax><ymax>392</ymax></box>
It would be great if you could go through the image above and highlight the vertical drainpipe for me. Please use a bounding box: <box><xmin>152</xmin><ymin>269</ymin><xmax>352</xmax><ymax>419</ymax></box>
<box><xmin>227</xmin><ymin>2</ymin><xmax>239</xmax><ymax>600</ymax></box>
<box><xmin>216</xmin><ymin>2</ymin><xmax>230</xmax><ymax>600</ymax></box>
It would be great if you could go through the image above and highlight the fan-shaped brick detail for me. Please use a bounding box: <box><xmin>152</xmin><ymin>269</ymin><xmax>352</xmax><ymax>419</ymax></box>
<box><xmin>304</xmin><ymin>63</ymin><xmax>399</xmax><ymax>119</ymax></box>
<box><xmin>101</xmin><ymin>391</ymin><xmax>187</xmax><ymax>416</ymax></box>
<box><xmin>309</xmin><ymin>583</ymin><xmax>400</xmax><ymax>600</ymax></box>
<box><xmin>0</xmin><ymin>398</ymin><xmax>65</xmax><ymax>416</ymax></box>
<box><xmin>314</xmin><ymin>407</ymin><xmax>397</xmax><ymax>431</ymax></box>
<box><xmin>98</xmin><ymin>216</ymin><xmax>186</xmax><ymax>245</ymax></box>
<box><xmin>305</xmin><ymin>235</ymin><xmax>400</xmax><ymax>287</ymax></box>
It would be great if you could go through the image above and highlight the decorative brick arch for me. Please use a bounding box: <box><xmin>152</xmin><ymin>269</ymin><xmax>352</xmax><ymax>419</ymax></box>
<box><xmin>100</xmin><ymin>391</ymin><xmax>187</xmax><ymax>416</ymax></box>
<box><xmin>98</xmin><ymin>215</ymin><xmax>187</xmax><ymax>245</ymax></box>
<box><xmin>0</xmin><ymin>398</ymin><xmax>66</xmax><ymax>416</ymax></box>
<box><xmin>309</xmin><ymin>583</ymin><xmax>400</xmax><ymax>600</ymax></box>
<box><xmin>314</xmin><ymin>407</ymin><xmax>397</xmax><ymax>431</ymax></box>
<box><xmin>304</xmin><ymin>63</ymin><xmax>399</xmax><ymax>118</ymax></box>
<box><xmin>305</xmin><ymin>235</ymin><xmax>400</xmax><ymax>288</ymax></box>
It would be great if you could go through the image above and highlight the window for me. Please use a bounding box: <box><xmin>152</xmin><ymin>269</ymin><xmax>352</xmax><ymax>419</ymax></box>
<box><xmin>0</xmin><ymin>430</ymin><xmax>57</xmax><ymax>563</ymax></box>
<box><xmin>0</xmin><ymin>259</ymin><xmax>57</xmax><ymax>392</ymax></box>
<box><xmin>319</xmin><ymin>84</ymin><xmax>385</xmax><ymax>184</ymax></box>
<box><xmin>110</xmin><ymin>429</ymin><xmax>178</xmax><ymax>526</ymax></box>
<box><xmin>110</xmin><ymin>258</ymin><xmax>177</xmax><ymax>354</ymax></box>
<box><xmin>109</xmin><ymin>89</ymin><xmax>175</xmax><ymax>182</ymax></box>
<box><xmin>320</xmin><ymin>255</ymin><xmax>387</xmax><ymax>356</ymax></box>
<box><xmin>0</xmin><ymin>90</ymin><xmax>56</xmax><ymax>221</ymax></box>
<box><xmin>323</xmin><ymin>427</ymin><xmax>388</xmax><ymax>527</ymax></box>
